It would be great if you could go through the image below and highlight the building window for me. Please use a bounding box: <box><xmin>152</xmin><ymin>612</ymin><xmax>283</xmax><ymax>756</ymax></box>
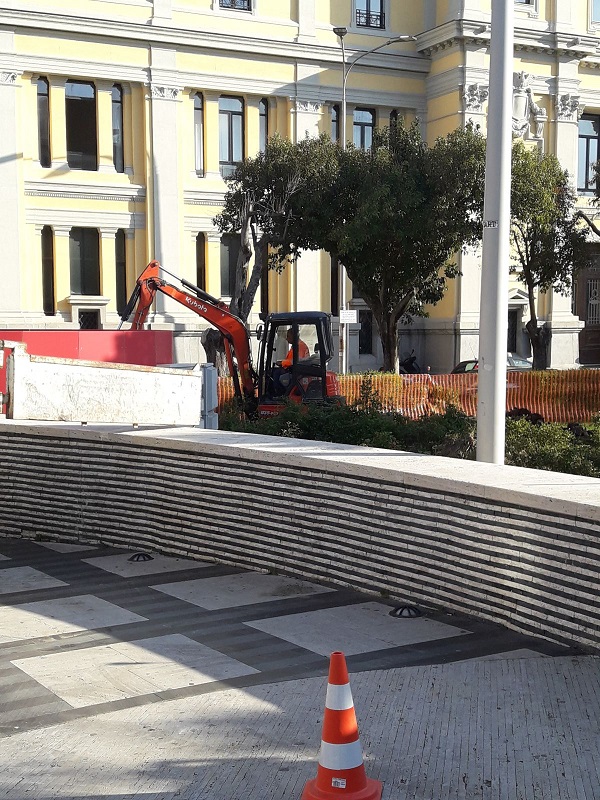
<box><xmin>41</xmin><ymin>226</ymin><xmax>55</xmax><ymax>316</ymax></box>
<box><xmin>578</xmin><ymin>115</ymin><xmax>600</xmax><ymax>194</ymax></box>
<box><xmin>587</xmin><ymin>278</ymin><xmax>600</xmax><ymax>325</ymax></box>
<box><xmin>219</xmin><ymin>0</ymin><xmax>251</xmax><ymax>11</ymax></box>
<box><xmin>359</xmin><ymin>310</ymin><xmax>374</xmax><ymax>355</ymax></box>
<box><xmin>259</xmin><ymin>98</ymin><xmax>268</xmax><ymax>153</ymax></box>
<box><xmin>112</xmin><ymin>84</ymin><xmax>124</xmax><ymax>174</ymax></box>
<box><xmin>194</xmin><ymin>93</ymin><xmax>204</xmax><ymax>175</ymax></box>
<box><xmin>220</xmin><ymin>233</ymin><xmax>240</xmax><ymax>297</ymax></box>
<box><xmin>219</xmin><ymin>96</ymin><xmax>244</xmax><ymax>177</ymax></box>
<box><xmin>356</xmin><ymin>0</ymin><xmax>385</xmax><ymax>29</ymax></box>
<box><xmin>330</xmin><ymin>255</ymin><xmax>339</xmax><ymax>316</ymax></box>
<box><xmin>331</xmin><ymin>105</ymin><xmax>340</xmax><ymax>143</ymax></box>
<box><xmin>593</xmin><ymin>0</ymin><xmax>600</xmax><ymax>22</ymax></box>
<box><xmin>390</xmin><ymin>109</ymin><xmax>398</xmax><ymax>130</ymax></box>
<box><xmin>515</xmin><ymin>0</ymin><xmax>533</xmax><ymax>3</ymax></box>
<box><xmin>196</xmin><ymin>232</ymin><xmax>206</xmax><ymax>290</ymax></box>
<box><xmin>353</xmin><ymin>108</ymin><xmax>375</xmax><ymax>150</ymax></box>
<box><xmin>69</xmin><ymin>228</ymin><xmax>100</xmax><ymax>295</ymax></box>
<box><xmin>66</xmin><ymin>81</ymin><xmax>97</xmax><ymax>171</ymax></box>
<box><xmin>37</xmin><ymin>78</ymin><xmax>51</xmax><ymax>168</ymax></box>
<box><xmin>115</xmin><ymin>230</ymin><xmax>127</xmax><ymax>315</ymax></box>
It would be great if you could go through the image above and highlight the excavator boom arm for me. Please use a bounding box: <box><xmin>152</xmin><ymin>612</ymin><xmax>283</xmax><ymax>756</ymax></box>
<box><xmin>122</xmin><ymin>261</ymin><xmax>256</xmax><ymax>405</ymax></box>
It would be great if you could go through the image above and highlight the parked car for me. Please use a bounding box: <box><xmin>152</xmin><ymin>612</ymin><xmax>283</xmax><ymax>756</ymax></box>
<box><xmin>451</xmin><ymin>353</ymin><xmax>533</xmax><ymax>374</ymax></box>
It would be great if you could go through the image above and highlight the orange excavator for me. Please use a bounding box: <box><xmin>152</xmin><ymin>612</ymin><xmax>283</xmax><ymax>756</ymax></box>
<box><xmin>119</xmin><ymin>260</ymin><xmax>343</xmax><ymax>418</ymax></box>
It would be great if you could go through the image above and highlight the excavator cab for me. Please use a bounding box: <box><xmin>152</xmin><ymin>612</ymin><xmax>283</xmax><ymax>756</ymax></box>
<box><xmin>257</xmin><ymin>312</ymin><xmax>341</xmax><ymax>417</ymax></box>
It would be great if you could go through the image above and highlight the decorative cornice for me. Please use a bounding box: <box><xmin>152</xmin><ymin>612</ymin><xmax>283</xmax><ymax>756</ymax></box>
<box><xmin>24</xmin><ymin>181</ymin><xmax>146</xmax><ymax>203</ymax></box>
<box><xmin>0</xmin><ymin>71</ymin><xmax>18</xmax><ymax>84</ymax></box>
<box><xmin>293</xmin><ymin>100</ymin><xmax>322</xmax><ymax>114</ymax></box>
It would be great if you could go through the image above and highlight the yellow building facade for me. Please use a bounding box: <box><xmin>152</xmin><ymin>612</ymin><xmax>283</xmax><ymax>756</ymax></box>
<box><xmin>0</xmin><ymin>0</ymin><xmax>599</xmax><ymax>369</ymax></box>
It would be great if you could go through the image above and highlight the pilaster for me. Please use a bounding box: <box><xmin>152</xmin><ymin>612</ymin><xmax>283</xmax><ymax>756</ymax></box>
<box><xmin>246</xmin><ymin>97</ymin><xmax>261</xmax><ymax>158</ymax></box>
<box><xmin>52</xmin><ymin>226</ymin><xmax>72</xmax><ymax>316</ymax></box>
<box><xmin>203</xmin><ymin>92</ymin><xmax>221</xmax><ymax>178</ymax></box>
<box><xmin>292</xmin><ymin>100</ymin><xmax>323</xmax><ymax>142</ymax></box>
<box><xmin>296</xmin><ymin>0</ymin><xmax>316</xmax><ymax>43</ymax></box>
<box><xmin>100</xmin><ymin>228</ymin><xmax>118</xmax><ymax>311</ymax></box>
<box><xmin>97</xmin><ymin>81</ymin><xmax>117</xmax><ymax>175</ymax></box>
<box><xmin>49</xmin><ymin>78</ymin><xmax>68</xmax><ymax>168</ymax></box>
<box><xmin>206</xmin><ymin>232</ymin><xmax>221</xmax><ymax>298</ymax></box>
<box><xmin>0</xmin><ymin>70</ymin><xmax>22</xmax><ymax>317</ymax></box>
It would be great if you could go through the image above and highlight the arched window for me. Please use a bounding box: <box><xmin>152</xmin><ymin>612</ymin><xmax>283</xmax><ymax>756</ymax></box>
<box><xmin>259</xmin><ymin>98</ymin><xmax>268</xmax><ymax>153</ymax></box>
<box><xmin>41</xmin><ymin>226</ymin><xmax>55</xmax><ymax>315</ymax></box>
<box><xmin>353</xmin><ymin>108</ymin><xmax>375</xmax><ymax>150</ymax></box>
<box><xmin>194</xmin><ymin>93</ymin><xmax>204</xmax><ymax>175</ymax></box>
<box><xmin>196</xmin><ymin>232</ymin><xmax>206</xmax><ymax>290</ymax></box>
<box><xmin>220</xmin><ymin>233</ymin><xmax>240</xmax><ymax>296</ymax></box>
<box><xmin>66</xmin><ymin>81</ymin><xmax>97</xmax><ymax>170</ymax></box>
<box><xmin>389</xmin><ymin>109</ymin><xmax>398</xmax><ymax>131</ymax></box>
<box><xmin>115</xmin><ymin>229</ymin><xmax>127</xmax><ymax>314</ymax></box>
<box><xmin>331</xmin><ymin>105</ymin><xmax>340</xmax><ymax>143</ymax></box>
<box><xmin>37</xmin><ymin>78</ymin><xmax>51</xmax><ymax>167</ymax></box>
<box><xmin>112</xmin><ymin>84</ymin><xmax>124</xmax><ymax>173</ymax></box>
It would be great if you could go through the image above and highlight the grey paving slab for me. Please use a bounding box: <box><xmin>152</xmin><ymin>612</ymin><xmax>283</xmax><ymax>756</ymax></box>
<box><xmin>153</xmin><ymin>570</ymin><xmax>334</xmax><ymax>609</ymax></box>
<box><xmin>39</xmin><ymin>542</ymin><xmax>99</xmax><ymax>553</ymax></box>
<box><xmin>0</xmin><ymin>595</ymin><xmax>147</xmax><ymax>643</ymax></box>
<box><xmin>0</xmin><ymin>566</ymin><xmax>68</xmax><ymax>594</ymax></box>
<box><xmin>245</xmin><ymin>601</ymin><xmax>469</xmax><ymax>656</ymax></box>
<box><xmin>84</xmin><ymin>552</ymin><xmax>214</xmax><ymax>577</ymax></box>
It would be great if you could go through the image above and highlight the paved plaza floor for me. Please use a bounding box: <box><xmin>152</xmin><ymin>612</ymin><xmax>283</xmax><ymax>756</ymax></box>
<box><xmin>0</xmin><ymin>537</ymin><xmax>598</xmax><ymax>799</ymax></box>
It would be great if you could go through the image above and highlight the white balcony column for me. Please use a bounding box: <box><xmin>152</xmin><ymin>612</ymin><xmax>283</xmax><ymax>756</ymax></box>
<box><xmin>96</xmin><ymin>80</ymin><xmax>118</xmax><ymax>175</ymax></box>
<box><xmin>0</xmin><ymin>67</ymin><xmax>23</xmax><ymax>319</ymax></box>
<box><xmin>148</xmin><ymin>59</ymin><xmax>182</xmax><ymax>318</ymax></box>
<box><xmin>297</xmin><ymin>0</ymin><xmax>316</xmax><ymax>42</ymax></box>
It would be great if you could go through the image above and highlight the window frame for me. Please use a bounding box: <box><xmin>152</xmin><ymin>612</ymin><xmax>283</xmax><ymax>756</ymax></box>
<box><xmin>331</xmin><ymin>104</ymin><xmax>340</xmax><ymax>143</ymax></box>
<box><xmin>196</xmin><ymin>232</ymin><xmax>207</xmax><ymax>291</ymax></box>
<box><xmin>69</xmin><ymin>227</ymin><xmax>100</xmax><ymax>296</ymax></box>
<box><xmin>115</xmin><ymin>229</ymin><xmax>127</xmax><ymax>315</ymax></box>
<box><xmin>578</xmin><ymin>114</ymin><xmax>600</xmax><ymax>195</ymax></box>
<box><xmin>355</xmin><ymin>0</ymin><xmax>385</xmax><ymax>30</ymax></box>
<box><xmin>353</xmin><ymin>107</ymin><xmax>375</xmax><ymax>151</ymax></box>
<box><xmin>219</xmin><ymin>96</ymin><xmax>245</xmax><ymax>178</ymax></box>
<box><xmin>218</xmin><ymin>0</ymin><xmax>252</xmax><ymax>11</ymax></box>
<box><xmin>65</xmin><ymin>80</ymin><xmax>98</xmax><ymax>171</ymax></box>
<box><xmin>592</xmin><ymin>0</ymin><xmax>600</xmax><ymax>24</ymax></box>
<box><xmin>41</xmin><ymin>225</ymin><xmax>55</xmax><ymax>316</ymax></box>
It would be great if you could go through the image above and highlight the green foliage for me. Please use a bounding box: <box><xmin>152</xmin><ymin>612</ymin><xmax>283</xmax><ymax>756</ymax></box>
<box><xmin>505</xmin><ymin>417</ymin><xmax>600</xmax><ymax>477</ymax></box>
<box><xmin>220</xmin><ymin>396</ymin><xmax>600</xmax><ymax>478</ymax></box>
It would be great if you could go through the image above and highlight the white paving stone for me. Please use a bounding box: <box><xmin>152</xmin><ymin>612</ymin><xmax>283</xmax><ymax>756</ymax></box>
<box><xmin>0</xmin><ymin>566</ymin><xmax>67</xmax><ymax>594</ymax></box>
<box><xmin>12</xmin><ymin>634</ymin><xmax>258</xmax><ymax>708</ymax></box>
<box><xmin>153</xmin><ymin>570</ymin><xmax>334</xmax><ymax>610</ymax></box>
<box><xmin>84</xmin><ymin>552</ymin><xmax>211</xmax><ymax>577</ymax></box>
<box><xmin>245</xmin><ymin>601</ymin><xmax>468</xmax><ymax>656</ymax></box>
<box><xmin>0</xmin><ymin>595</ymin><xmax>147</xmax><ymax>643</ymax></box>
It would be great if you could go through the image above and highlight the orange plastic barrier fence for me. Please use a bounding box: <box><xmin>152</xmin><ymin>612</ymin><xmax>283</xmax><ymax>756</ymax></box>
<box><xmin>218</xmin><ymin>370</ymin><xmax>600</xmax><ymax>423</ymax></box>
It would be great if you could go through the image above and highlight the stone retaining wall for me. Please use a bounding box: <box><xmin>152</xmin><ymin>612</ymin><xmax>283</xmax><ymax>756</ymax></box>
<box><xmin>1</xmin><ymin>422</ymin><xmax>599</xmax><ymax>650</ymax></box>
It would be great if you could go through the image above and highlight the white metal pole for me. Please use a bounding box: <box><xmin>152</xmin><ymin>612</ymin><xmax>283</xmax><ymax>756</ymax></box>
<box><xmin>476</xmin><ymin>0</ymin><xmax>514</xmax><ymax>464</ymax></box>
<box><xmin>339</xmin><ymin>35</ymin><xmax>348</xmax><ymax>375</ymax></box>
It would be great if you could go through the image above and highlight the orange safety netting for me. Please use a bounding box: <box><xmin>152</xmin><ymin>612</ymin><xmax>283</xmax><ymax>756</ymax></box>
<box><xmin>218</xmin><ymin>370</ymin><xmax>600</xmax><ymax>423</ymax></box>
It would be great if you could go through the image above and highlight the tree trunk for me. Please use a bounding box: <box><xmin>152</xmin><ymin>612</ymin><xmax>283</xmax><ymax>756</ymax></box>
<box><xmin>374</xmin><ymin>312</ymin><xmax>399</xmax><ymax>372</ymax></box>
<box><xmin>525</xmin><ymin>319</ymin><xmax>551</xmax><ymax>369</ymax></box>
<box><xmin>201</xmin><ymin>328</ymin><xmax>228</xmax><ymax>375</ymax></box>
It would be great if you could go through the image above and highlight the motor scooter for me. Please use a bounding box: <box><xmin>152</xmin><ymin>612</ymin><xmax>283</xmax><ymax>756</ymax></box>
<box><xmin>399</xmin><ymin>350</ymin><xmax>423</xmax><ymax>374</ymax></box>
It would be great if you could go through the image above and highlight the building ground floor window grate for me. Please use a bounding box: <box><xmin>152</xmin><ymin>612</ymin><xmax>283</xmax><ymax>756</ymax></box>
<box><xmin>356</xmin><ymin>10</ymin><xmax>385</xmax><ymax>28</ymax></box>
<box><xmin>219</xmin><ymin>0</ymin><xmax>251</xmax><ymax>10</ymax></box>
<box><xmin>79</xmin><ymin>310</ymin><xmax>100</xmax><ymax>330</ymax></box>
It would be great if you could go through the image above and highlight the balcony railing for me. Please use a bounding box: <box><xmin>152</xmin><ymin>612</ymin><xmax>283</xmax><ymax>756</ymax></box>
<box><xmin>356</xmin><ymin>9</ymin><xmax>385</xmax><ymax>28</ymax></box>
<box><xmin>219</xmin><ymin>0</ymin><xmax>252</xmax><ymax>10</ymax></box>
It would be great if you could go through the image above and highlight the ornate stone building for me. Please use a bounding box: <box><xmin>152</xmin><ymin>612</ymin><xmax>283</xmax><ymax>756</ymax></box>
<box><xmin>0</xmin><ymin>1</ymin><xmax>599</xmax><ymax>368</ymax></box>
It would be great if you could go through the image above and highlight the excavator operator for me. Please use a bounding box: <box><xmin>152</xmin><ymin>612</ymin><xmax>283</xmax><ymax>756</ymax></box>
<box><xmin>272</xmin><ymin>328</ymin><xmax>309</xmax><ymax>396</ymax></box>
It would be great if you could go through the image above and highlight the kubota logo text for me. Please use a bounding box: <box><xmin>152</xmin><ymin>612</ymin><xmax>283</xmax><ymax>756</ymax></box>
<box><xmin>185</xmin><ymin>298</ymin><xmax>209</xmax><ymax>313</ymax></box>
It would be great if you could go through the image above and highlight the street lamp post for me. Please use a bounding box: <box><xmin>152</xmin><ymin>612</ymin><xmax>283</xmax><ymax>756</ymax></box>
<box><xmin>333</xmin><ymin>27</ymin><xmax>415</xmax><ymax>374</ymax></box>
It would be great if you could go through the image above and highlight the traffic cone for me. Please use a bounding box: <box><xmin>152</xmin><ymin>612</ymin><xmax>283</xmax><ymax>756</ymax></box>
<box><xmin>301</xmin><ymin>651</ymin><xmax>382</xmax><ymax>800</ymax></box>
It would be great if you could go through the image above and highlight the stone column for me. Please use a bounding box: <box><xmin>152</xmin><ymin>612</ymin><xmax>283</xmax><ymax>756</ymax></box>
<box><xmin>0</xmin><ymin>69</ymin><xmax>22</xmax><ymax>320</ymax></box>
<box><xmin>97</xmin><ymin>81</ymin><xmax>117</xmax><ymax>175</ymax></box>
<box><xmin>49</xmin><ymin>77</ymin><xmax>68</xmax><ymax>169</ymax></box>
<box><xmin>53</xmin><ymin>226</ymin><xmax>73</xmax><ymax>322</ymax></box>
<box><xmin>548</xmin><ymin>70</ymin><xmax>585</xmax><ymax>367</ymax></box>
<box><xmin>297</xmin><ymin>0</ymin><xmax>316</xmax><ymax>42</ymax></box>
<box><xmin>203</xmin><ymin>92</ymin><xmax>221</xmax><ymax>179</ymax></box>
<box><xmin>148</xmin><ymin>77</ymin><xmax>182</xmax><ymax>317</ymax></box>
<box><xmin>152</xmin><ymin>0</ymin><xmax>172</xmax><ymax>21</ymax></box>
<box><xmin>206</xmin><ymin>232</ymin><xmax>222</xmax><ymax>298</ymax></box>
<box><xmin>100</xmin><ymin>228</ymin><xmax>118</xmax><ymax>312</ymax></box>
<box><xmin>246</xmin><ymin>97</ymin><xmax>261</xmax><ymax>158</ymax></box>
